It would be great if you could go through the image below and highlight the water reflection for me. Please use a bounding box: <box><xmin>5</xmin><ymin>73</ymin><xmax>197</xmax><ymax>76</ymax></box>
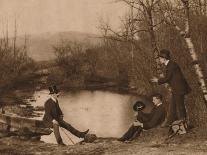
<box><xmin>32</xmin><ymin>90</ymin><xmax>136</xmax><ymax>145</ymax></box>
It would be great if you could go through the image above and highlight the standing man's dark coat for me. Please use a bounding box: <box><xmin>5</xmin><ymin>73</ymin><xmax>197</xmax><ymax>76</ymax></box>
<box><xmin>158</xmin><ymin>61</ymin><xmax>191</xmax><ymax>95</ymax></box>
<box><xmin>158</xmin><ymin>60</ymin><xmax>191</xmax><ymax>123</ymax></box>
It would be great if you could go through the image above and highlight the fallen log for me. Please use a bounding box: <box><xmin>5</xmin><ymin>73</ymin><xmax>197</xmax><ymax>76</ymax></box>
<box><xmin>0</xmin><ymin>113</ymin><xmax>52</xmax><ymax>137</ymax></box>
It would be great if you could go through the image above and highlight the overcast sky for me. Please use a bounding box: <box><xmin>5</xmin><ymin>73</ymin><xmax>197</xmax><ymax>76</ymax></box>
<box><xmin>0</xmin><ymin>0</ymin><xmax>127</xmax><ymax>36</ymax></box>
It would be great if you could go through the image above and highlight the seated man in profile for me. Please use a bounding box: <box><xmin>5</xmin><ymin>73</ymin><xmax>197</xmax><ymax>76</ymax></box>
<box><xmin>43</xmin><ymin>85</ymin><xmax>89</xmax><ymax>145</ymax></box>
<box><xmin>118</xmin><ymin>93</ymin><xmax>166</xmax><ymax>142</ymax></box>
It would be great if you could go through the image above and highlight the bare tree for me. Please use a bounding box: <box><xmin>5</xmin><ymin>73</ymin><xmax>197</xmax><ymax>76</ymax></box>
<box><xmin>99</xmin><ymin>0</ymin><xmax>166</xmax><ymax>91</ymax></box>
<box><xmin>159</xmin><ymin>0</ymin><xmax>207</xmax><ymax>106</ymax></box>
<box><xmin>119</xmin><ymin>0</ymin><xmax>166</xmax><ymax>76</ymax></box>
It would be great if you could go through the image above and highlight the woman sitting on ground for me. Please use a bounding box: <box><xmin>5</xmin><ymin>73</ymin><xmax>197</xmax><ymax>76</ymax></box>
<box><xmin>118</xmin><ymin>93</ymin><xmax>166</xmax><ymax>142</ymax></box>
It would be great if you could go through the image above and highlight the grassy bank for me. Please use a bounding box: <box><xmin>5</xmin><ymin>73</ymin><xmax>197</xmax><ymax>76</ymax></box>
<box><xmin>0</xmin><ymin>127</ymin><xmax>207</xmax><ymax>155</ymax></box>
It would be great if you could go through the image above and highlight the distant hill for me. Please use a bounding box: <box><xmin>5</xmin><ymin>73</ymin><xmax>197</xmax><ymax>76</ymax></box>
<box><xmin>16</xmin><ymin>31</ymin><xmax>101</xmax><ymax>61</ymax></box>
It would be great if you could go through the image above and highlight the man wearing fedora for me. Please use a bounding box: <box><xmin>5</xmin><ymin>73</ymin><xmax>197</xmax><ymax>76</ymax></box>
<box><xmin>43</xmin><ymin>85</ymin><xmax>89</xmax><ymax>145</ymax></box>
<box><xmin>151</xmin><ymin>49</ymin><xmax>191</xmax><ymax>126</ymax></box>
<box><xmin>118</xmin><ymin>93</ymin><xmax>166</xmax><ymax>142</ymax></box>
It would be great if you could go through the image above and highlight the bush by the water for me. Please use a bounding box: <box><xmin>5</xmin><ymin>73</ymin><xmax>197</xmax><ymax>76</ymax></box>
<box><xmin>49</xmin><ymin>41</ymin><xmax>130</xmax><ymax>89</ymax></box>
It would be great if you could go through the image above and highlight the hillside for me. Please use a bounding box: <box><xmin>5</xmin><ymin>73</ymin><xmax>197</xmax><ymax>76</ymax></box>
<box><xmin>16</xmin><ymin>31</ymin><xmax>101</xmax><ymax>61</ymax></box>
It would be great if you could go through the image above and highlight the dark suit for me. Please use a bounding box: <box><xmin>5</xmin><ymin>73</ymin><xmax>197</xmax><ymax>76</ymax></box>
<box><xmin>120</xmin><ymin>104</ymin><xmax>166</xmax><ymax>141</ymax></box>
<box><xmin>138</xmin><ymin>104</ymin><xmax>166</xmax><ymax>130</ymax></box>
<box><xmin>43</xmin><ymin>98</ymin><xmax>63</xmax><ymax>128</ymax></box>
<box><xmin>158</xmin><ymin>61</ymin><xmax>191</xmax><ymax>123</ymax></box>
<box><xmin>43</xmin><ymin>97</ymin><xmax>84</xmax><ymax>144</ymax></box>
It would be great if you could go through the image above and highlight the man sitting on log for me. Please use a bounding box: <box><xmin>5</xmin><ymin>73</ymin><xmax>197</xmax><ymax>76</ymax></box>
<box><xmin>43</xmin><ymin>85</ymin><xmax>89</xmax><ymax>145</ymax></box>
<box><xmin>118</xmin><ymin>93</ymin><xmax>166</xmax><ymax>142</ymax></box>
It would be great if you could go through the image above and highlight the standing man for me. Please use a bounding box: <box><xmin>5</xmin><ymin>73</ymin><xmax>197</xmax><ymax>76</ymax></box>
<box><xmin>43</xmin><ymin>85</ymin><xmax>89</xmax><ymax>145</ymax></box>
<box><xmin>151</xmin><ymin>49</ymin><xmax>191</xmax><ymax>126</ymax></box>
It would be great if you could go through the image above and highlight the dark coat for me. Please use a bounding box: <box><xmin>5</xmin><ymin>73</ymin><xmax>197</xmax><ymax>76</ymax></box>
<box><xmin>158</xmin><ymin>61</ymin><xmax>191</xmax><ymax>95</ymax></box>
<box><xmin>43</xmin><ymin>98</ymin><xmax>63</xmax><ymax>127</ymax></box>
<box><xmin>137</xmin><ymin>104</ymin><xmax>166</xmax><ymax>130</ymax></box>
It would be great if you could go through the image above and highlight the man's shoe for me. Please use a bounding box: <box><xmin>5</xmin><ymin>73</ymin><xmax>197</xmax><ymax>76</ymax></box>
<box><xmin>161</xmin><ymin>120</ymin><xmax>170</xmax><ymax>128</ymax></box>
<box><xmin>80</xmin><ymin>129</ymin><xmax>89</xmax><ymax>138</ymax></box>
<box><xmin>124</xmin><ymin>140</ymin><xmax>131</xmax><ymax>143</ymax></box>
<box><xmin>84</xmin><ymin>129</ymin><xmax>89</xmax><ymax>134</ymax></box>
<box><xmin>117</xmin><ymin>137</ymin><xmax>125</xmax><ymax>142</ymax></box>
<box><xmin>58</xmin><ymin>142</ymin><xmax>66</xmax><ymax>146</ymax></box>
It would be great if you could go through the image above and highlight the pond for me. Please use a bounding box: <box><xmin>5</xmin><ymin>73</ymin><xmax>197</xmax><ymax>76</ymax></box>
<box><xmin>31</xmin><ymin>90</ymin><xmax>137</xmax><ymax>145</ymax></box>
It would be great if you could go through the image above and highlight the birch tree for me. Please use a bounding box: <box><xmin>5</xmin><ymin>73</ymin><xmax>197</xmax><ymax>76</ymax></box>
<box><xmin>159</xmin><ymin>0</ymin><xmax>207</xmax><ymax>107</ymax></box>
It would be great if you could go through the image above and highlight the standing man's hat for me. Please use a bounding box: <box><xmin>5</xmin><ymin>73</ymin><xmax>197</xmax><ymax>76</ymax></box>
<box><xmin>49</xmin><ymin>85</ymin><xmax>60</xmax><ymax>94</ymax></box>
<box><xmin>159</xmin><ymin>49</ymin><xmax>171</xmax><ymax>60</ymax></box>
<box><xmin>133</xmin><ymin>96</ymin><xmax>155</xmax><ymax>114</ymax></box>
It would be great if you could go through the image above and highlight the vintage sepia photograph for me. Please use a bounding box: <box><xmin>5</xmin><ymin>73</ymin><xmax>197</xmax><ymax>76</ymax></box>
<box><xmin>0</xmin><ymin>0</ymin><xmax>207</xmax><ymax>154</ymax></box>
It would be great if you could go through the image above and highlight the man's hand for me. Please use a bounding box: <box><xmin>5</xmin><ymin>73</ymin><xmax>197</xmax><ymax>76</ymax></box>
<box><xmin>134</xmin><ymin>112</ymin><xmax>138</xmax><ymax>117</ymax></box>
<box><xmin>160</xmin><ymin>73</ymin><xmax>164</xmax><ymax>78</ymax></box>
<box><xmin>52</xmin><ymin>120</ymin><xmax>59</xmax><ymax>125</ymax></box>
<box><xmin>150</xmin><ymin>77</ymin><xmax>158</xmax><ymax>83</ymax></box>
<box><xmin>133</xmin><ymin>121</ymin><xmax>143</xmax><ymax>127</ymax></box>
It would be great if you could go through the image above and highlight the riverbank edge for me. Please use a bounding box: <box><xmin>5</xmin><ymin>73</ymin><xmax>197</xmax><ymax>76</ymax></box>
<box><xmin>1</xmin><ymin>127</ymin><xmax>207</xmax><ymax>155</ymax></box>
<box><xmin>59</xmin><ymin>84</ymin><xmax>139</xmax><ymax>95</ymax></box>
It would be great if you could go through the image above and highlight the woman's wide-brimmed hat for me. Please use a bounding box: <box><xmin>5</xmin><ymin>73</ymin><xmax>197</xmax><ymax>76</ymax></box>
<box><xmin>48</xmin><ymin>85</ymin><xmax>60</xmax><ymax>94</ymax></box>
<box><xmin>133</xmin><ymin>96</ymin><xmax>154</xmax><ymax>114</ymax></box>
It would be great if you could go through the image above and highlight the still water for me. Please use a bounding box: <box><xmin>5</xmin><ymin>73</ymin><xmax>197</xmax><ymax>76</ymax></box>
<box><xmin>31</xmin><ymin>90</ymin><xmax>137</xmax><ymax>145</ymax></box>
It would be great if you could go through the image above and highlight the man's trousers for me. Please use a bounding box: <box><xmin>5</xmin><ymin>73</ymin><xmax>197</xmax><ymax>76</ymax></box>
<box><xmin>53</xmin><ymin>119</ymin><xmax>84</xmax><ymax>144</ymax></box>
<box><xmin>167</xmin><ymin>93</ymin><xmax>187</xmax><ymax>124</ymax></box>
<box><xmin>120</xmin><ymin>125</ymin><xmax>142</xmax><ymax>141</ymax></box>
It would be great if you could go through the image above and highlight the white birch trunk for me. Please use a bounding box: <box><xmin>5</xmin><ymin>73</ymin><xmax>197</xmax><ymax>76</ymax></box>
<box><xmin>163</xmin><ymin>0</ymin><xmax>207</xmax><ymax>105</ymax></box>
<box><xmin>175</xmin><ymin>0</ymin><xmax>207</xmax><ymax>105</ymax></box>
